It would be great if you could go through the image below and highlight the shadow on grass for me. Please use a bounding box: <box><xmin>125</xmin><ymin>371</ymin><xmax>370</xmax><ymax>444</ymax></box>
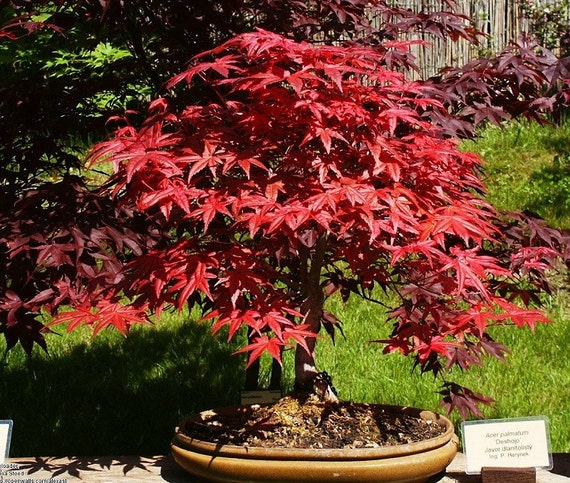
<box><xmin>0</xmin><ymin>319</ymin><xmax>245</xmax><ymax>457</ymax></box>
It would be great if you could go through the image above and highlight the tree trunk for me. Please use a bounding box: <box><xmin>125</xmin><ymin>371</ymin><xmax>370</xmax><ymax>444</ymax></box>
<box><xmin>269</xmin><ymin>353</ymin><xmax>282</xmax><ymax>390</ymax></box>
<box><xmin>293</xmin><ymin>234</ymin><xmax>338</xmax><ymax>402</ymax></box>
<box><xmin>293</xmin><ymin>291</ymin><xmax>322</xmax><ymax>390</ymax></box>
<box><xmin>244</xmin><ymin>329</ymin><xmax>261</xmax><ymax>390</ymax></box>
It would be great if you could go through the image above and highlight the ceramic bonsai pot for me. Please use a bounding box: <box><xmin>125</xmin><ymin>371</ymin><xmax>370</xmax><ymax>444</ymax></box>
<box><xmin>171</xmin><ymin>403</ymin><xmax>460</xmax><ymax>482</ymax></box>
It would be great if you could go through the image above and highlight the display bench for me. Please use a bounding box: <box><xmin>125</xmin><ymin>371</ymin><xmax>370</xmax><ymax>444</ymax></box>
<box><xmin>2</xmin><ymin>453</ymin><xmax>570</xmax><ymax>482</ymax></box>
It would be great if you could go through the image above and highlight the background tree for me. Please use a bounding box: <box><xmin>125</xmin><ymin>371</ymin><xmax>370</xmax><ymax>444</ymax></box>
<box><xmin>0</xmin><ymin>0</ymin><xmax>479</xmax><ymax>207</ymax></box>
<box><xmin>521</xmin><ymin>0</ymin><xmax>570</xmax><ymax>57</ymax></box>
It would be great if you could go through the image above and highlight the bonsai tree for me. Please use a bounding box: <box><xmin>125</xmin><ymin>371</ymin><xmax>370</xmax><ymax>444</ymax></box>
<box><xmin>33</xmin><ymin>29</ymin><xmax>564</xmax><ymax>417</ymax></box>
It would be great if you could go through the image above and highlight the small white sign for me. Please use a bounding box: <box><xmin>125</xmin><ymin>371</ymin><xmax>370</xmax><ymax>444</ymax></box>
<box><xmin>0</xmin><ymin>420</ymin><xmax>13</xmax><ymax>463</ymax></box>
<box><xmin>462</xmin><ymin>416</ymin><xmax>552</xmax><ymax>474</ymax></box>
<box><xmin>240</xmin><ymin>390</ymin><xmax>282</xmax><ymax>405</ymax></box>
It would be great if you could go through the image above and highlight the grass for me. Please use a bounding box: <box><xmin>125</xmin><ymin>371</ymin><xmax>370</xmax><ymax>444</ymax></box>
<box><xmin>461</xmin><ymin>119</ymin><xmax>570</xmax><ymax>227</ymax></box>
<box><xmin>2</xmin><ymin>120</ymin><xmax>570</xmax><ymax>456</ymax></box>
<box><xmin>0</xmin><ymin>311</ymin><xmax>248</xmax><ymax>457</ymax></box>
<box><xmin>314</xmin><ymin>289</ymin><xmax>570</xmax><ymax>453</ymax></box>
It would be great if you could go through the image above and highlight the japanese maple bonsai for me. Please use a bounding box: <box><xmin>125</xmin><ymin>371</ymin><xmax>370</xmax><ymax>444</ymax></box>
<box><xmin>45</xmin><ymin>28</ymin><xmax>564</xmax><ymax>419</ymax></box>
<box><xmin>2</xmin><ymin>3</ymin><xmax>570</xmax><ymax>477</ymax></box>
<box><xmin>3</xmin><ymin>0</ymin><xmax>569</xmax><ymax>417</ymax></box>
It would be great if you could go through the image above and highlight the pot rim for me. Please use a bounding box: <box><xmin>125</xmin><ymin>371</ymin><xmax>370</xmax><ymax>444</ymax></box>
<box><xmin>173</xmin><ymin>403</ymin><xmax>456</xmax><ymax>461</ymax></box>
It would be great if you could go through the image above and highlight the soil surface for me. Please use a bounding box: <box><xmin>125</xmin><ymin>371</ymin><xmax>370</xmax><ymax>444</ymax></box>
<box><xmin>180</xmin><ymin>395</ymin><xmax>447</xmax><ymax>449</ymax></box>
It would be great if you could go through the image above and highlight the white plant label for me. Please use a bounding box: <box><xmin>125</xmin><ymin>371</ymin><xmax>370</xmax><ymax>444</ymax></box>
<box><xmin>462</xmin><ymin>416</ymin><xmax>552</xmax><ymax>474</ymax></box>
<box><xmin>240</xmin><ymin>390</ymin><xmax>282</xmax><ymax>405</ymax></box>
<box><xmin>0</xmin><ymin>420</ymin><xmax>13</xmax><ymax>463</ymax></box>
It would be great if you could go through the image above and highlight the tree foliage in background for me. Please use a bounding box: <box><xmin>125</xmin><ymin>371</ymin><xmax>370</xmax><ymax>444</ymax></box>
<box><xmin>521</xmin><ymin>0</ymin><xmax>570</xmax><ymax>56</ymax></box>
<box><xmin>0</xmin><ymin>0</ymin><xmax>478</xmax><ymax>208</ymax></box>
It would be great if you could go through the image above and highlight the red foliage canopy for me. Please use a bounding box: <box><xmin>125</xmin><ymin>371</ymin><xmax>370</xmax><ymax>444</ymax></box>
<box><xmin>2</xmin><ymin>26</ymin><xmax>568</xmax><ymax>416</ymax></box>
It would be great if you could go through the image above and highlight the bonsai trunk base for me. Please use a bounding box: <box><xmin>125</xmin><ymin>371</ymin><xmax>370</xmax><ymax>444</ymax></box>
<box><xmin>171</xmin><ymin>402</ymin><xmax>459</xmax><ymax>482</ymax></box>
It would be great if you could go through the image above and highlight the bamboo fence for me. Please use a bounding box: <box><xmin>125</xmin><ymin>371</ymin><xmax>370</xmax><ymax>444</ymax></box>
<box><xmin>382</xmin><ymin>0</ymin><xmax>564</xmax><ymax>78</ymax></box>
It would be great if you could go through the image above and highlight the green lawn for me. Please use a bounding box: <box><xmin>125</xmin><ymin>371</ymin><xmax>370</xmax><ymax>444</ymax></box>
<box><xmin>2</xmin><ymin>120</ymin><xmax>570</xmax><ymax>456</ymax></box>
<box><xmin>316</xmin><ymin>288</ymin><xmax>570</xmax><ymax>453</ymax></box>
<box><xmin>462</xmin><ymin>120</ymin><xmax>570</xmax><ymax>228</ymax></box>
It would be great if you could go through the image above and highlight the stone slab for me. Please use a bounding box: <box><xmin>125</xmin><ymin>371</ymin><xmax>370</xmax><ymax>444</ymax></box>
<box><xmin>3</xmin><ymin>452</ymin><xmax>569</xmax><ymax>482</ymax></box>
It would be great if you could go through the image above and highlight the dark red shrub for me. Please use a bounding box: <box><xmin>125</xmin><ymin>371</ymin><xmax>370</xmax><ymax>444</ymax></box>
<box><xmin>0</xmin><ymin>176</ymin><xmax>167</xmax><ymax>352</ymax></box>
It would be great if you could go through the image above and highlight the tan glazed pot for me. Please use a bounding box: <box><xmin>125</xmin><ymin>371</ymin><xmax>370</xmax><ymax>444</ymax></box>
<box><xmin>171</xmin><ymin>404</ymin><xmax>460</xmax><ymax>482</ymax></box>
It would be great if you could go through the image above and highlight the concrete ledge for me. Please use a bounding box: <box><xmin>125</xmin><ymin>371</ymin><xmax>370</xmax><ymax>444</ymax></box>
<box><xmin>4</xmin><ymin>453</ymin><xmax>570</xmax><ymax>482</ymax></box>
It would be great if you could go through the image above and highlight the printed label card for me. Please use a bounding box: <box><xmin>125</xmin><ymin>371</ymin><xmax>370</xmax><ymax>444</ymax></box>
<box><xmin>240</xmin><ymin>390</ymin><xmax>282</xmax><ymax>405</ymax></box>
<box><xmin>462</xmin><ymin>416</ymin><xmax>552</xmax><ymax>474</ymax></box>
